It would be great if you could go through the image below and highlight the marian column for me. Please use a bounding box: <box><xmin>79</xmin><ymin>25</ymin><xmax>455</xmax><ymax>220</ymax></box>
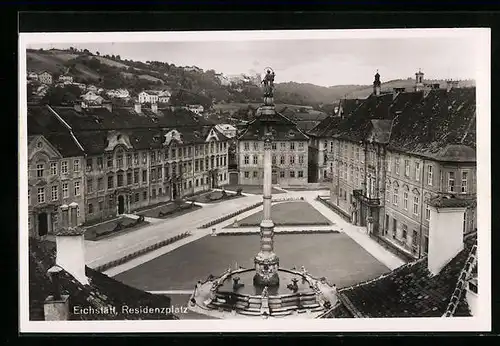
<box><xmin>253</xmin><ymin>68</ymin><xmax>280</xmax><ymax>287</ymax></box>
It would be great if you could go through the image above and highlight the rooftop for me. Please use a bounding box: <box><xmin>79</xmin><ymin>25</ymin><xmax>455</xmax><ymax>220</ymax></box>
<box><xmin>321</xmin><ymin>233</ymin><xmax>477</xmax><ymax>318</ymax></box>
<box><xmin>29</xmin><ymin>238</ymin><xmax>178</xmax><ymax>321</ymax></box>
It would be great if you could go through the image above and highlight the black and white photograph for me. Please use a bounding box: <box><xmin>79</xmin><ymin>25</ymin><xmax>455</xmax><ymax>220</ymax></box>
<box><xmin>18</xmin><ymin>28</ymin><xmax>490</xmax><ymax>333</ymax></box>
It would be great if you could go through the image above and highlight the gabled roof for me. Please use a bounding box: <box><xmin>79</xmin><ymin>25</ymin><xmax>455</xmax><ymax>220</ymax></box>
<box><xmin>238</xmin><ymin>105</ymin><xmax>309</xmax><ymax>141</ymax></box>
<box><xmin>29</xmin><ymin>238</ymin><xmax>178</xmax><ymax>320</ymax></box>
<box><xmin>321</xmin><ymin>233</ymin><xmax>477</xmax><ymax>318</ymax></box>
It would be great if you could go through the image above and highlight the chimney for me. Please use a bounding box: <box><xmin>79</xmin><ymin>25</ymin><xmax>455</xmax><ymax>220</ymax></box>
<box><xmin>427</xmin><ymin>195</ymin><xmax>466</xmax><ymax>276</ymax></box>
<box><xmin>373</xmin><ymin>71</ymin><xmax>381</xmax><ymax>96</ymax></box>
<box><xmin>151</xmin><ymin>103</ymin><xmax>158</xmax><ymax>114</ymax></box>
<box><xmin>43</xmin><ymin>266</ymin><xmax>70</xmax><ymax>321</ymax></box>
<box><xmin>54</xmin><ymin>203</ymin><xmax>88</xmax><ymax>285</ymax></box>
<box><xmin>393</xmin><ymin>87</ymin><xmax>405</xmax><ymax>100</ymax></box>
<box><xmin>134</xmin><ymin>103</ymin><xmax>142</xmax><ymax>113</ymax></box>
<box><xmin>104</xmin><ymin>102</ymin><xmax>112</xmax><ymax>112</ymax></box>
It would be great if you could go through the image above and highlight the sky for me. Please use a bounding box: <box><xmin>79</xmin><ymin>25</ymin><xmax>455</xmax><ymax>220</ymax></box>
<box><xmin>27</xmin><ymin>37</ymin><xmax>479</xmax><ymax>87</ymax></box>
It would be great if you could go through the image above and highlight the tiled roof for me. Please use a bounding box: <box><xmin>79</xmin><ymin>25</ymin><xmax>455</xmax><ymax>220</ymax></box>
<box><xmin>428</xmin><ymin>194</ymin><xmax>477</xmax><ymax>209</ymax></box>
<box><xmin>29</xmin><ymin>238</ymin><xmax>179</xmax><ymax>321</ymax></box>
<box><xmin>388</xmin><ymin>88</ymin><xmax>476</xmax><ymax>159</ymax></box>
<box><xmin>329</xmin><ymin>233</ymin><xmax>477</xmax><ymax>318</ymax></box>
<box><xmin>44</xmin><ymin>133</ymin><xmax>85</xmax><ymax>157</ymax></box>
<box><xmin>238</xmin><ymin>106</ymin><xmax>309</xmax><ymax>141</ymax></box>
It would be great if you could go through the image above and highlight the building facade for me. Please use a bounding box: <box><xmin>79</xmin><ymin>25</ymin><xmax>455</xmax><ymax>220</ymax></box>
<box><xmin>237</xmin><ymin>108</ymin><xmax>309</xmax><ymax>186</ymax></box>
<box><xmin>27</xmin><ymin>135</ymin><xmax>85</xmax><ymax>238</ymax></box>
<box><xmin>327</xmin><ymin>72</ymin><xmax>477</xmax><ymax>260</ymax></box>
<box><xmin>38</xmin><ymin>71</ymin><xmax>53</xmax><ymax>85</ymax></box>
<box><xmin>27</xmin><ymin>103</ymin><xmax>230</xmax><ymax>228</ymax></box>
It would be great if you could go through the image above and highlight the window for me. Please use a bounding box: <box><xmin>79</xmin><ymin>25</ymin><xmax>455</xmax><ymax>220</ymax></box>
<box><xmin>253</xmin><ymin>142</ymin><xmax>259</xmax><ymax>150</ymax></box>
<box><xmin>427</xmin><ymin>165</ymin><xmax>433</xmax><ymax>186</ymax></box>
<box><xmin>151</xmin><ymin>168</ymin><xmax>156</xmax><ymax>181</ymax></box>
<box><xmin>272</xmin><ymin>155</ymin><xmax>276</xmax><ymax>165</ymax></box>
<box><xmin>87</xmin><ymin>178</ymin><xmax>93</xmax><ymax>193</ymax></box>
<box><xmin>126</xmin><ymin>154</ymin><xmax>132</xmax><ymax>166</ymax></box>
<box><xmin>97</xmin><ymin>177</ymin><xmax>104</xmax><ymax>191</ymax></box>
<box><xmin>280</xmin><ymin>156</ymin><xmax>285</xmax><ymax>165</ymax></box>
<box><xmin>50</xmin><ymin>162</ymin><xmax>57</xmax><ymax>175</ymax></box>
<box><xmin>253</xmin><ymin>171</ymin><xmax>258</xmax><ymax>178</ymax></box>
<box><xmin>280</xmin><ymin>142</ymin><xmax>286</xmax><ymax>149</ymax></box>
<box><xmin>142</xmin><ymin>152</ymin><xmax>147</xmax><ymax>164</ymax></box>
<box><xmin>150</xmin><ymin>151</ymin><xmax>156</xmax><ymax>163</ymax></box>
<box><xmin>107</xmin><ymin>154</ymin><xmax>113</xmax><ymax>168</ymax></box>
<box><xmin>387</xmin><ymin>156</ymin><xmax>391</xmax><ymax>172</ymax></box>
<box><xmin>395</xmin><ymin>158</ymin><xmax>400</xmax><ymax>175</ymax></box>
<box><xmin>62</xmin><ymin>183</ymin><xmax>68</xmax><ymax>198</ymax></box>
<box><xmin>392</xmin><ymin>218</ymin><xmax>397</xmax><ymax>238</ymax></box>
<box><xmin>253</xmin><ymin>155</ymin><xmax>258</xmax><ymax>165</ymax></box>
<box><xmin>386</xmin><ymin>186</ymin><xmax>390</xmax><ymax>203</ymax></box>
<box><xmin>415</xmin><ymin>162</ymin><xmax>420</xmax><ymax>181</ymax></box>
<box><xmin>404</xmin><ymin>160</ymin><xmax>410</xmax><ymax>177</ymax></box>
<box><xmin>425</xmin><ymin>203</ymin><xmax>431</xmax><ymax>221</ymax></box>
<box><xmin>413</xmin><ymin>195</ymin><xmax>419</xmax><ymax>215</ymax></box>
<box><xmin>393</xmin><ymin>187</ymin><xmax>398</xmax><ymax>206</ymax></box>
<box><xmin>290</xmin><ymin>156</ymin><xmax>295</xmax><ymax>165</ymax></box>
<box><xmin>461</xmin><ymin>171</ymin><xmax>468</xmax><ymax>193</ymax></box>
<box><xmin>88</xmin><ymin>203</ymin><xmax>94</xmax><ymax>214</ymax></box>
<box><xmin>244</xmin><ymin>142</ymin><xmax>250</xmax><ymax>151</ymax></box>
<box><xmin>402</xmin><ymin>224</ymin><xmax>408</xmax><ymax>240</ymax></box>
<box><xmin>61</xmin><ymin>161</ymin><xmax>68</xmax><ymax>174</ymax></box>
<box><xmin>290</xmin><ymin>171</ymin><xmax>295</xmax><ymax>178</ymax></box>
<box><xmin>188</xmin><ymin>147</ymin><xmax>192</xmax><ymax>157</ymax></box>
<box><xmin>127</xmin><ymin>172</ymin><xmax>132</xmax><ymax>185</ymax></box>
<box><xmin>299</xmin><ymin>142</ymin><xmax>305</xmax><ymax>149</ymax></box>
<box><xmin>423</xmin><ymin>235</ymin><xmax>429</xmax><ymax>254</ymax></box>
<box><xmin>142</xmin><ymin>170</ymin><xmax>147</xmax><ymax>183</ymax></box>
<box><xmin>152</xmin><ymin>188</ymin><xmax>156</xmax><ymax>199</ymax></box>
<box><xmin>117</xmin><ymin>154</ymin><xmax>123</xmax><ymax>168</ymax></box>
<box><xmin>403</xmin><ymin>191</ymin><xmax>408</xmax><ymax>210</ymax></box>
<box><xmin>143</xmin><ymin>191</ymin><xmax>147</xmax><ymax>200</ymax></box>
<box><xmin>290</xmin><ymin>142</ymin><xmax>295</xmax><ymax>150</ymax></box>
<box><xmin>280</xmin><ymin>171</ymin><xmax>285</xmax><ymax>178</ymax></box>
<box><xmin>117</xmin><ymin>173</ymin><xmax>124</xmax><ymax>187</ymax></box>
<box><xmin>412</xmin><ymin>230</ymin><xmax>418</xmax><ymax>245</ymax></box>
<box><xmin>37</xmin><ymin>187</ymin><xmax>45</xmax><ymax>203</ymax></box>
<box><xmin>97</xmin><ymin>157</ymin><xmax>103</xmax><ymax>169</ymax></box>
<box><xmin>51</xmin><ymin>185</ymin><xmax>58</xmax><ymax>201</ymax></box>
<box><xmin>244</xmin><ymin>171</ymin><xmax>249</xmax><ymax>178</ymax></box>
<box><xmin>272</xmin><ymin>142</ymin><xmax>277</xmax><ymax>150</ymax></box>
<box><xmin>329</xmin><ymin>141</ymin><xmax>334</xmax><ymax>152</ymax></box>
<box><xmin>158</xmin><ymin>167</ymin><xmax>162</xmax><ymax>179</ymax></box>
<box><xmin>447</xmin><ymin>172</ymin><xmax>456</xmax><ymax>193</ymax></box>
<box><xmin>74</xmin><ymin>181</ymin><xmax>81</xmax><ymax>196</ymax></box>
<box><xmin>36</xmin><ymin>163</ymin><xmax>44</xmax><ymax>177</ymax></box>
<box><xmin>73</xmin><ymin>159</ymin><xmax>80</xmax><ymax>172</ymax></box>
<box><xmin>298</xmin><ymin>170</ymin><xmax>304</xmax><ymax>178</ymax></box>
<box><xmin>108</xmin><ymin>175</ymin><xmax>114</xmax><ymax>189</ymax></box>
<box><xmin>244</xmin><ymin>155</ymin><xmax>249</xmax><ymax>165</ymax></box>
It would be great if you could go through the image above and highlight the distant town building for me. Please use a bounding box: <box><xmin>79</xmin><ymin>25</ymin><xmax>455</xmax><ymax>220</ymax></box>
<box><xmin>58</xmin><ymin>75</ymin><xmax>73</xmax><ymax>84</ymax></box>
<box><xmin>138</xmin><ymin>90</ymin><xmax>171</xmax><ymax>104</ymax></box>
<box><xmin>215</xmin><ymin>124</ymin><xmax>237</xmax><ymax>139</ymax></box>
<box><xmin>106</xmin><ymin>89</ymin><xmax>130</xmax><ymax>99</ymax></box>
<box><xmin>215</xmin><ymin>73</ymin><xmax>230</xmax><ymax>86</ymax></box>
<box><xmin>81</xmin><ymin>91</ymin><xmax>104</xmax><ymax>105</ymax></box>
<box><xmin>184</xmin><ymin>66</ymin><xmax>203</xmax><ymax>73</ymax></box>
<box><xmin>38</xmin><ymin>71</ymin><xmax>53</xmax><ymax>85</ymax></box>
<box><xmin>187</xmin><ymin>104</ymin><xmax>204</xmax><ymax>115</ymax></box>
<box><xmin>86</xmin><ymin>85</ymin><xmax>98</xmax><ymax>93</ymax></box>
<box><xmin>27</xmin><ymin>71</ymin><xmax>39</xmax><ymax>81</ymax></box>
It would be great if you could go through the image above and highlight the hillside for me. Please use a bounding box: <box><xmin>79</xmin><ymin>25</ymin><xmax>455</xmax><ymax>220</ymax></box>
<box><xmin>26</xmin><ymin>48</ymin><xmax>475</xmax><ymax>110</ymax></box>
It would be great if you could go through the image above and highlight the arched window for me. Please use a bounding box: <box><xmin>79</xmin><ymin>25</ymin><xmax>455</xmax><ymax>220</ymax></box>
<box><xmin>412</xmin><ymin>189</ymin><xmax>420</xmax><ymax>215</ymax></box>
<box><xmin>403</xmin><ymin>185</ymin><xmax>409</xmax><ymax>210</ymax></box>
<box><xmin>424</xmin><ymin>193</ymin><xmax>431</xmax><ymax>221</ymax></box>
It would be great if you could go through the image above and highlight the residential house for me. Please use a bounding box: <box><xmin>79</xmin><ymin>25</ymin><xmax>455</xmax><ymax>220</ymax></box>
<box><xmin>27</xmin><ymin>103</ymin><xmax>230</xmax><ymax>225</ymax></box>
<box><xmin>215</xmin><ymin>124</ymin><xmax>238</xmax><ymax>139</ymax></box>
<box><xmin>27</xmin><ymin>71</ymin><xmax>39</xmax><ymax>81</ymax></box>
<box><xmin>324</xmin><ymin>71</ymin><xmax>476</xmax><ymax>260</ymax></box>
<box><xmin>106</xmin><ymin>89</ymin><xmax>130</xmax><ymax>99</ymax></box>
<box><xmin>38</xmin><ymin>71</ymin><xmax>53</xmax><ymax>85</ymax></box>
<box><xmin>158</xmin><ymin>90</ymin><xmax>171</xmax><ymax>104</ymax></box>
<box><xmin>86</xmin><ymin>85</ymin><xmax>98</xmax><ymax>93</ymax></box>
<box><xmin>187</xmin><ymin>104</ymin><xmax>204</xmax><ymax>115</ymax></box>
<box><xmin>81</xmin><ymin>91</ymin><xmax>104</xmax><ymax>106</ymax></box>
<box><xmin>237</xmin><ymin>106</ymin><xmax>309</xmax><ymax>186</ymax></box>
<box><xmin>138</xmin><ymin>90</ymin><xmax>159</xmax><ymax>104</ymax></box>
<box><xmin>58</xmin><ymin>75</ymin><xmax>74</xmax><ymax>84</ymax></box>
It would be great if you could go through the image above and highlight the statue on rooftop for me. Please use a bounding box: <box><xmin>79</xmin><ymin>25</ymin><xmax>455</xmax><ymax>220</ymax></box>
<box><xmin>262</xmin><ymin>68</ymin><xmax>275</xmax><ymax>98</ymax></box>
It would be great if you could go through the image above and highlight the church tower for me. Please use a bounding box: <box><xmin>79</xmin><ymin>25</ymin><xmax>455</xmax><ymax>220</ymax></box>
<box><xmin>415</xmin><ymin>69</ymin><xmax>425</xmax><ymax>92</ymax></box>
<box><xmin>373</xmin><ymin>71</ymin><xmax>381</xmax><ymax>96</ymax></box>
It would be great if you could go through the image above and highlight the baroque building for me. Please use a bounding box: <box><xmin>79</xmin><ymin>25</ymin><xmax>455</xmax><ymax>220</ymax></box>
<box><xmin>237</xmin><ymin>105</ymin><xmax>309</xmax><ymax>186</ymax></box>
<box><xmin>323</xmin><ymin>72</ymin><xmax>476</xmax><ymax>260</ymax></box>
<box><xmin>27</xmin><ymin>103</ymin><xmax>230</xmax><ymax>233</ymax></box>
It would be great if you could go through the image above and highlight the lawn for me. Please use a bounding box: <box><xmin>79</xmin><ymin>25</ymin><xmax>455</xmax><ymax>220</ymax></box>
<box><xmin>234</xmin><ymin>201</ymin><xmax>332</xmax><ymax>226</ymax></box>
<box><xmin>113</xmin><ymin>233</ymin><xmax>390</xmax><ymax>292</ymax></box>
<box><xmin>223</xmin><ymin>184</ymin><xmax>285</xmax><ymax>195</ymax></box>
<box><xmin>136</xmin><ymin>202</ymin><xmax>202</xmax><ymax>219</ymax></box>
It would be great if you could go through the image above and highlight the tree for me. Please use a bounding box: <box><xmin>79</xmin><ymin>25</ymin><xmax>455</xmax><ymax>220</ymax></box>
<box><xmin>41</xmin><ymin>85</ymin><xmax>83</xmax><ymax>105</ymax></box>
<box><xmin>96</xmin><ymin>51</ymin><xmax>100</xmax><ymax>56</ymax></box>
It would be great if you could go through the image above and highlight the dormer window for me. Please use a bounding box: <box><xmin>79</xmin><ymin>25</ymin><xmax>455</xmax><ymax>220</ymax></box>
<box><xmin>37</xmin><ymin>141</ymin><xmax>43</xmax><ymax>148</ymax></box>
<box><xmin>153</xmin><ymin>135</ymin><xmax>160</xmax><ymax>142</ymax></box>
<box><xmin>117</xmin><ymin>135</ymin><xmax>122</xmax><ymax>140</ymax></box>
